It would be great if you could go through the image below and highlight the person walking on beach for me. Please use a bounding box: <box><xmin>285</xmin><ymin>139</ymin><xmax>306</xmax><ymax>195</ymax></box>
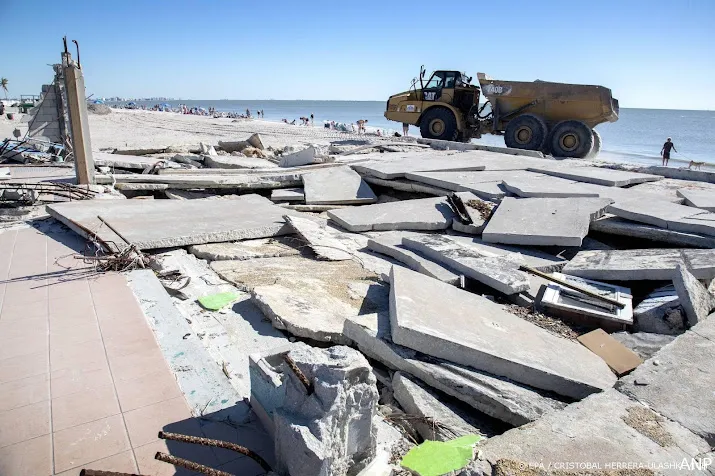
<box><xmin>356</xmin><ymin>119</ymin><xmax>367</xmax><ymax>134</ymax></box>
<box><xmin>402</xmin><ymin>123</ymin><xmax>409</xmax><ymax>136</ymax></box>
<box><xmin>310</xmin><ymin>113</ymin><xmax>314</xmax><ymax>125</ymax></box>
<box><xmin>661</xmin><ymin>137</ymin><xmax>677</xmax><ymax>166</ymax></box>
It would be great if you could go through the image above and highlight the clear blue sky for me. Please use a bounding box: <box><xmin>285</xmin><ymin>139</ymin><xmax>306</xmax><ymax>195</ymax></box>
<box><xmin>2</xmin><ymin>0</ymin><xmax>714</xmax><ymax>109</ymax></box>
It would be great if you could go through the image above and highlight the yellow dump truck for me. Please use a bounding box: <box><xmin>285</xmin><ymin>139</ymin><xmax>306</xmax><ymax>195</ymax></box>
<box><xmin>384</xmin><ymin>68</ymin><xmax>619</xmax><ymax>158</ymax></box>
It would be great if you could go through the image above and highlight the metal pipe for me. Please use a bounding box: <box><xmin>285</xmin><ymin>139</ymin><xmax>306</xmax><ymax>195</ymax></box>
<box><xmin>154</xmin><ymin>452</ymin><xmax>233</xmax><ymax>476</ymax></box>
<box><xmin>158</xmin><ymin>431</ymin><xmax>272</xmax><ymax>473</ymax></box>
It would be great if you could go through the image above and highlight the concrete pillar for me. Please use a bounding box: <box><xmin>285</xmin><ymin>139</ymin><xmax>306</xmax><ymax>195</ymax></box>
<box><xmin>63</xmin><ymin>57</ymin><xmax>95</xmax><ymax>185</ymax></box>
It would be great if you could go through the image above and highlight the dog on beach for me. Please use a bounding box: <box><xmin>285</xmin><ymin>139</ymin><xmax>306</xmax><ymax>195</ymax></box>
<box><xmin>688</xmin><ymin>160</ymin><xmax>705</xmax><ymax>170</ymax></box>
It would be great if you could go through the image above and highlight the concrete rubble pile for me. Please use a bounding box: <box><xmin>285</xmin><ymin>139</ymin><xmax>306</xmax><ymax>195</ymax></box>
<box><xmin>14</xmin><ymin>135</ymin><xmax>715</xmax><ymax>475</ymax></box>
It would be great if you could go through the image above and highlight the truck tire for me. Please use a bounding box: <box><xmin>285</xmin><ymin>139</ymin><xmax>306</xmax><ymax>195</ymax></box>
<box><xmin>420</xmin><ymin>108</ymin><xmax>458</xmax><ymax>141</ymax></box>
<box><xmin>585</xmin><ymin>129</ymin><xmax>602</xmax><ymax>159</ymax></box>
<box><xmin>549</xmin><ymin>120</ymin><xmax>594</xmax><ymax>158</ymax></box>
<box><xmin>504</xmin><ymin>114</ymin><xmax>548</xmax><ymax>151</ymax></box>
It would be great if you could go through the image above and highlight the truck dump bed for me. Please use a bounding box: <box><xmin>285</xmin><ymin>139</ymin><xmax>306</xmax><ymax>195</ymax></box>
<box><xmin>477</xmin><ymin>74</ymin><xmax>619</xmax><ymax>130</ymax></box>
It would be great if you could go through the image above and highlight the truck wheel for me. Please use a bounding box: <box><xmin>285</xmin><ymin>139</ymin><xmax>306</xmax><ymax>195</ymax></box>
<box><xmin>550</xmin><ymin>120</ymin><xmax>594</xmax><ymax>158</ymax></box>
<box><xmin>585</xmin><ymin>129</ymin><xmax>602</xmax><ymax>159</ymax></box>
<box><xmin>504</xmin><ymin>114</ymin><xmax>548</xmax><ymax>151</ymax></box>
<box><xmin>420</xmin><ymin>108</ymin><xmax>458</xmax><ymax>141</ymax></box>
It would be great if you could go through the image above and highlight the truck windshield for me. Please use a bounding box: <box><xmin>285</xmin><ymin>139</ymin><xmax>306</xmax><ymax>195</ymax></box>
<box><xmin>424</xmin><ymin>72</ymin><xmax>445</xmax><ymax>89</ymax></box>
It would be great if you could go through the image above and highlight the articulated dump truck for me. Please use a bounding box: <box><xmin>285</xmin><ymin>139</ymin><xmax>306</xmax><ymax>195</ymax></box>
<box><xmin>384</xmin><ymin>68</ymin><xmax>619</xmax><ymax>158</ymax></box>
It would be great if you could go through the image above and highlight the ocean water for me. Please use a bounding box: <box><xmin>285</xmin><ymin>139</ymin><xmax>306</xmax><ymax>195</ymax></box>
<box><xmin>108</xmin><ymin>100</ymin><xmax>715</xmax><ymax>168</ymax></box>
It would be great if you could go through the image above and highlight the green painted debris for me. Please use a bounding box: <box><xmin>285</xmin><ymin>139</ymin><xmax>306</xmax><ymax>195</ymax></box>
<box><xmin>400</xmin><ymin>434</ymin><xmax>481</xmax><ymax>476</ymax></box>
<box><xmin>198</xmin><ymin>292</ymin><xmax>240</xmax><ymax>311</ymax></box>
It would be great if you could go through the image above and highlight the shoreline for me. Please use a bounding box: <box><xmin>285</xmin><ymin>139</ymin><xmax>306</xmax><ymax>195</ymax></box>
<box><xmin>2</xmin><ymin>107</ymin><xmax>712</xmax><ymax>171</ymax></box>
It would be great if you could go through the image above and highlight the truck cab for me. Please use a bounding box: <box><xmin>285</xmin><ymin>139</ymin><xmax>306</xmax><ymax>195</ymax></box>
<box><xmin>385</xmin><ymin>68</ymin><xmax>480</xmax><ymax>141</ymax></box>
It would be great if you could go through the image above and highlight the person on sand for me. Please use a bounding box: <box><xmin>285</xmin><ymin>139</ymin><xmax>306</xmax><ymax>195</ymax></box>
<box><xmin>310</xmin><ymin>113</ymin><xmax>314</xmax><ymax>125</ymax></box>
<box><xmin>402</xmin><ymin>123</ymin><xmax>409</xmax><ymax>136</ymax></box>
<box><xmin>356</xmin><ymin>119</ymin><xmax>367</xmax><ymax>134</ymax></box>
<box><xmin>661</xmin><ymin>137</ymin><xmax>677</xmax><ymax>166</ymax></box>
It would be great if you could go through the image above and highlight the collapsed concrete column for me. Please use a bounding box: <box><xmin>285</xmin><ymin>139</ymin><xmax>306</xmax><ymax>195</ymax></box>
<box><xmin>62</xmin><ymin>50</ymin><xmax>95</xmax><ymax>185</ymax></box>
<box><xmin>274</xmin><ymin>343</ymin><xmax>378</xmax><ymax>476</ymax></box>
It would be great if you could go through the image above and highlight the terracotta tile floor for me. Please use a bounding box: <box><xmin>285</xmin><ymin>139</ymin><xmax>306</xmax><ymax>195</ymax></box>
<box><xmin>0</xmin><ymin>226</ymin><xmax>272</xmax><ymax>476</ymax></box>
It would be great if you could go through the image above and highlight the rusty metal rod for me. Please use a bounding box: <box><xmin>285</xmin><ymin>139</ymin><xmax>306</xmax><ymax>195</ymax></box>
<box><xmin>283</xmin><ymin>354</ymin><xmax>313</xmax><ymax>395</ymax></box>
<box><xmin>97</xmin><ymin>215</ymin><xmax>133</xmax><ymax>246</ymax></box>
<box><xmin>158</xmin><ymin>431</ymin><xmax>272</xmax><ymax>473</ymax></box>
<box><xmin>79</xmin><ymin>470</ymin><xmax>143</xmax><ymax>476</ymax></box>
<box><xmin>154</xmin><ymin>452</ymin><xmax>233</xmax><ymax>476</ymax></box>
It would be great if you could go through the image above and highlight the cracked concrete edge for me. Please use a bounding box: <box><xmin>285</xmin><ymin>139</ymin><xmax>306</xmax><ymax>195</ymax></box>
<box><xmin>127</xmin><ymin>269</ymin><xmax>248</xmax><ymax>422</ymax></box>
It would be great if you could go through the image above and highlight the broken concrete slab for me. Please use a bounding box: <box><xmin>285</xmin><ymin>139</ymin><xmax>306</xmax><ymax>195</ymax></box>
<box><xmin>677</xmin><ymin>188</ymin><xmax>715</xmax><ymax>212</ymax></box>
<box><xmin>400</xmin><ymin>234</ymin><xmax>535</xmax><ymax>295</ymax></box>
<box><xmin>632</xmin><ymin>285</ymin><xmax>685</xmax><ymax>335</ymax></box>
<box><xmin>563</xmin><ymin>249</ymin><xmax>715</xmax><ymax>281</ymax></box>
<box><xmin>362</xmin><ymin>176</ymin><xmax>452</xmax><ymax>196</ymax></box>
<box><xmin>211</xmin><ymin>255</ymin><xmax>387</xmax><ymax>342</ymax></box>
<box><xmin>611</xmin><ymin>332</ymin><xmax>677</xmax><ymax>360</ymax></box>
<box><xmin>92</xmin><ymin>151</ymin><xmax>173</xmax><ymax>170</ymax></box>
<box><xmin>526</xmin><ymin>166</ymin><xmax>663</xmax><ymax>187</ymax></box>
<box><xmin>327</xmin><ymin>197</ymin><xmax>456</xmax><ymax>232</ymax></box>
<box><xmin>673</xmin><ymin>264</ymin><xmax>715</xmax><ymax>327</ymax></box>
<box><xmin>274</xmin><ymin>343</ymin><xmax>378</xmax><ymax>476</ymax></box>
<box><xmin>539</xmin><ymin>273</ymin><xmax>633</xmax><ymax>330</ymax></box>
<box><xmin>577</xmin><ymin>329</ymin><xmax>642</xmax><ymax>376</ymax></box>
<box><xmin>389</xmin><ymin>266</ymin><xmax>616</xmax><ymax>399</ymax></box>
<box><xmin>450</xmin><ymin>192</ymin><xmax>494</xmax><ymax>235</ymax></box>
<box><xmin>501</xmin><ymin>176</ymin><xmax>601</xmax><ymax>198</ymax></box>
<box><xmin>189</xmin><ymin>236</ymin><xmax>304</xmax><ymax>261</ymax></box>
<box><xmin>279</xmin><ymin>146</ymin><xmax>317</xmax><ymax>167</ymax></box>
<box><xmin>302</xmin><ymin>166</ymin><xmax>377</xmax><ymax>205</ymax></box>
<box><xmin>343</xmin><ymin>312</ymin><xmax>567</xmax><ymax>426</ymax></box>
<box><xmin>127</xmin><ymin>269</ymin><xmax>245</xmax><ymax>419</ymax></box>
<box><xmin>367</xmin><ymin>233</ymin><xmax>460</xmax><ymax>285</ymax></box>
<box><xmin>204</xmin><ymin>154</ymin><xmax>276</xmax><ymax>169</ymax></box>
<box><xmin>616</xmin><ymin>317</ymin><xmax>715</xmax><ymax>446</ymax></box>
<box><xmin>94</xmin><ymin>172</ymin><xmax>303</xmax><ymax>189</ymax></box>
<box><xmin>392</xmin><ymin>372</ymin><xmax>479</xmax><ymax>441</ymax></box>
<box><xmin>444</xmin><ymin>235</ymin><xmax>567</xmax><ymax>273</ymax></box>
<box><xmin>248</xmin><ymin>344</ymin><xmax>293</xmax><ymax>436</ymax></box>
<box><xmin>608</xmin><ymin>199</ymin><xmax>715</xmax><ymax>237</ymax></box>
<box><xmin>252</xmin><ymin>284</ymin><xmax>357</xmax><ymax>344</ymax></box>
<box><xmin>351</xmin><ymin>153</ymin><xmax>488</xmax><ymax>179</ymax></box>
<box><xmin>149</xmin><ymin>249</ymin><xmax>290</xmax><ymax>398</ymax></box>
<box><xmin>284</xmin><ymin>215</ymin><xmax>353</xmax><ymax>261</ymax></box>
<box><xmin>47</xmin><ymin>194</ymin><xmax>300</xmax><ymax>250</ymax></box>
<box><xmin>479</xmin><ymin>389</ymin><xmax>710</xmax><ymax>476</ymax></box>
<box><xmin>403</xmin><ymin>170</ymin><xmax>547</xmax><ymax>195</ymax></box>
<box><xmin>271</xmin><ymin>188</ymin><xmax>305</xmax><ymax>202</ymax></box>
<box><xmin>482</xmin><ymin>197</ymin><xmax>613</xmax><ymax>247</ymax></box>
<box><xmin>638</xmin><ymin>165</ymin><xmax>715</xmax><ymax>184</ymax></box>
<box><xmin>590</xmin><ymin>215</ymin><xmax>715</xmax><ymax>248</ymax></box>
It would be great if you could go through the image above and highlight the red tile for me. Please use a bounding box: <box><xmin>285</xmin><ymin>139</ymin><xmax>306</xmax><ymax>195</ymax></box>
<box><xmin>109</xmin><ymin>347</ymin><xmax>169</xmax><ymax>382</ymax></box>
<box><xmin>55</xmin><ymin>449</ymin><xmax>138</xmax><ymax>476</ymax></box>
<box><xmin>51</xmin><ymin>364</ymin><xmax>113</xmax><ymax>399</ymax></box>
<box><xmin>53</xmin><ymin>414</ymin><xmax>131</xmax><ymax>473</ymax></box>
<box><xmin>0</xmin><ymin>351</ymin><xmax>49</xmax><ymax>385</ymax></box>
<box><xmin>115</xmin><ymin>368</ymin><xmax>182</xmax><ymax>413</ymax></box>
<box><xmin>0</xmin><ymin>434</ymin><xmax>52</xmax><ymax>476</ymax></box>
<box><xmin>0</xmin><ymin>373</ymin><xmax>50</xmax><ymax>412</ymax></box>
<box><xmin>0</xmin><ymin>400</ymin><xmax>51</xmax><ymax>447</ymax></box>
<box><xmin>52</xmin><ymin>383</ymin><xmax>121</xmax><ymax>431</ymax></box>
<box><xmin>123</xmin><ymin>396</ymin><xmax>193</xmax><ymax>448</ymax></box>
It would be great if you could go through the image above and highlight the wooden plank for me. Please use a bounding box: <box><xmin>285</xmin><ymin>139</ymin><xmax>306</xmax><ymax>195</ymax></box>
<box><xmin>577</xmin><ymin>329</ymin><xmax>643</xmax><ymax>376</ymax></box>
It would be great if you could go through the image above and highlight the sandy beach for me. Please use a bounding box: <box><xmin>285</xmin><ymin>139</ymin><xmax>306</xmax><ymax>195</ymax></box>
<box><xmin>0</xmin><ymin>108</ymin><xmax>406</xmax><ymax>152</ymax></box>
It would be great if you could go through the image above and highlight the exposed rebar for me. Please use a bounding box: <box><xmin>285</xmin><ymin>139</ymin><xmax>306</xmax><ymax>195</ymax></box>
<box><xmin>79</xmin><ymin>470</ymin><xmax>143</xmax><ymax>476</ymax></box>
<box><xmin>283</xmin><ymin>353</ymin><xmax>314</xmax><ymax>395</ymax></box>
<box><xmin>158</xmin><ymin>431</ymin><xmax>272</xmax><ymax>473</ymax></box>
<box><xmin>154</xmin><ymin>452</ymin><xmax>233</xmax><ymax>476</ymax></box>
